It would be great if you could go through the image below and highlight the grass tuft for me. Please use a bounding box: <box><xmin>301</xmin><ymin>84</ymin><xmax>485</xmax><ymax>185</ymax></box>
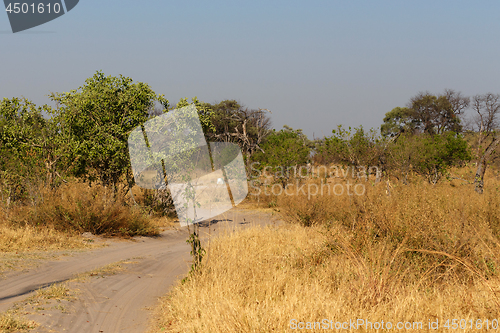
<box><xmin>0</xmin><ymin>312</ymin><xmax>37</xmax><ymax>333</ymax></box>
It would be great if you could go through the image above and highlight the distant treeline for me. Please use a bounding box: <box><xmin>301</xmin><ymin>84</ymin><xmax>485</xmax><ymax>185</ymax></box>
<box><xmin>1</xmin><ymin>72</ymin><xmax>499</xmax><ymax>207</ymax></box>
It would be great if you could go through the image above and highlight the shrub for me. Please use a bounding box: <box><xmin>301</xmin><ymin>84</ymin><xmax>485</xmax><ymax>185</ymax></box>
<box><xmin>8</xmin><ymin>182</ymin><xmax>158</xmax><ymax>237</ymax></box>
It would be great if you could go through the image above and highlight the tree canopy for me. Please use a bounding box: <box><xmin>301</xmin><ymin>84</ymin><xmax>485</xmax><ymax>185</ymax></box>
<box><xmin>381</xmin><ymin>90</ymin><xmax>468</xmax><ymax>137</ymax></box>
<box><xmin>49</xmin><ymin>71</ymin><xmax>163</xmax><ymax>188</ymax></box>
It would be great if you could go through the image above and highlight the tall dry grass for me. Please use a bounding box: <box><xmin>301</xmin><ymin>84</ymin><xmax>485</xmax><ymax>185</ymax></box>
<box><xmin>0</xmin><ymin>223</ymin><xmax>87</xmax><ymax>253</ymax></box>
<box><xmin>152</xmin><ymin>169</ymin><xmax>500</xmax><ymax>332</ymax></box>
<box><xmin>0</xmin><ymin>182</ymin><xmax>159</xmax><ymax>253</ymax></box>
<box><xmin>5</xmin><ymin>182</ymin><xmax>159</xmax><ymax>237</ymax></box>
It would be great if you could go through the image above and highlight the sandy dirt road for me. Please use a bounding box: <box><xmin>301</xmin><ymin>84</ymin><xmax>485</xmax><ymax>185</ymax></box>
<box><xmin>0</xmin><ymin>208</ymin><xmax>281</xmax><ymax>333</ymax></box>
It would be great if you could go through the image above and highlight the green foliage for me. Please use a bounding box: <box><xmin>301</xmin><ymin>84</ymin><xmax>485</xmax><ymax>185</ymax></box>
<box><xmin>315</xmin><ymin>125</ymin><xmax>384</xmax><ymax>167</ymax></box>
<box><xmin>386</xmin><ymin>132</ymin><xmax>471</xmax><ymax>184</ymax></box>
<box><xmin>313</xmin><ymin>123</ymin><xmax>470</xmax><ymax>186</ymax></box>
<box><xmin>175</xmin><ymin>97</ymin><xmax>214</xmax><ymax>134</ymax></box>
<box><xmin>202</xmin><ymin>101</ymin><xmax>273</xmax><ymax>176</ymax></box>
<box><xmin>252</xmin><ymin>126</ymin><xmax>310</xmax><ymax>172</ymax></box>
<box><xmin>50</xmin><ymin>71</ymin><xmax>161</xmax><ymax>188</ymax></box>
<box><xmin>204</xmin><ymin>100</ymin><xmax>243</xmax><ymax>141</ymax></box>
<box><xmin>382</xmin><ymin>91</ymin><xmax>466</xmax><ymax>137</ymax></box>
<box><xmin>0</xmin><ymin>98</ymin><xmax>45</xmax><ymax>151</ymax></box>
<box><xmin>0</xmin><ymin>97</ymin><xmax>62</xmax><ymax>203</ymax></box>
<box><xmin>205</xmin><ymin>100</ymin><xmax>271</xmax><ymax>143</ymax></box>
<box><xmin>412</xmin><ymin>132</ymin><xmax>471</xmax><ymax>183</ymax></box>
<box><xmin>186</xmin><ymin>227</ymin><xmax>205</xmax><ymax>273</ymax></box>
<box><xmin>379</xmin><ymin>90</ymin><xmax>471</xmax><ymax>185</ymax></box>
<box><xmin>381</xmin><ymin>106</ymin><xmax>415</xmax><ymax>137</ymax></box>
<box><xmin>383</xmin><ymin>133</ymin><xmax>414</xmax><ymax>183</ymax></box>
<box><xmin>410</xmin><ymin>93</ymin><xmax>462</xmax><ymax>135</ymax></box>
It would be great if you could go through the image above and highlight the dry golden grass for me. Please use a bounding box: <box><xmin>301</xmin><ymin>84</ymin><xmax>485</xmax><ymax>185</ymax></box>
<box><xmin>152</xmin><ymin>168</ymin><xmax>500</xmax><ymax>332</ymax></box>
<box><xmin>30</xmin><ymin>283</ymin><xmax>74</xmax><ymax>303</ymax></box>
<box><xmin>0</xmin><ymin>223</ymin><xmax>90</xmax><ymax>253</ymax></box>
<box><xmin>153</xmin><ymin>226</ymin><xmax>500</xmax><ymax>332</ymax></box>
<box><xmin>0</xmin><ymin>182</ymin><xmax>161</xmax><ymax>272</ymax></box>
<box><xmin>73</xmin><ymin>259</ymin><xmax>139</xmax><ymax>282</ymax></box>
<box><xmin>0</xmin><ymin>312</ymin><xmax>37</xmax><ymax>333</ymax></box>
<box><xmin>1</xmin><ymin>182</ymin><xmax>159</xmax><ymax>239</ymax></box>
<box><xmin>0</xmin><ymin>223</ymin><xmax>94</xmax><ymax>274</ymax></box>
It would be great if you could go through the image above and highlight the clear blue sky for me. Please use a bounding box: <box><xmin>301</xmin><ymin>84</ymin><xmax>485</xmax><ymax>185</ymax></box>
<box><xmin>2</xmin><ymin>1</ymin><xmax>500</xmax><ymax>138</ymax></box>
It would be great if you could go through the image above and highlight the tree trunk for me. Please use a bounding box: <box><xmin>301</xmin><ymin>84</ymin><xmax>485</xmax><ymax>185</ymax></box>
<box><xmin>474</xmin><ymin>135</ymin><xmax>500</xmax><ymax>194</ymax></box>
<box><xmin>128</xmin><ymin>185</ymin><xmax>138</xmax><ymax>205</ymax></box>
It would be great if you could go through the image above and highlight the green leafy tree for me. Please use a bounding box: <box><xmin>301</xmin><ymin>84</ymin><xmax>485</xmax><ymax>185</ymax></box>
<box><xmin>204</xmin><ymin>100</ymin><xmax>272</xmax><ymax>175</ymax></box>
<box><xmin>382</xmin><ymin>90</ymin><xmax>469</xmax><ymax>137</ymax></box>
<box><xmin>174</xmin><ymin>97</ymin><xmax>214</xmax><ymax>134</ymax></box>
<box><xmin>386</xmin><ymin>132</ymin><xmax>471</xmax><ymax>185</ymax></box>
<box><xmin>413</xmin><ymin>132</ymin><xmax>471</xmax><ymax>184</ymax></box>
<box><xmin>252</xmin><ymin>126</ymin><xmax>310</xmax><ymax>186</ymax></box>
<box><xmin>381</xmin><ymin>107</ymin><xmax>415</xmax><ymax>137</ymax></box>
<box><xmin>316</xmin><ymin>125</ymin><xmax>383</xmax><ymax>168</ymax></box>
<box><xmin>50</xmin><ymin>71</ymin><xmax>164</xmax><ymax>190</ymax></box>
<box><xmin>205</xmin><ymin>100</ymin><xmax>244</xmax><ymax>142</ymax></box>
<box><xmin>411</xmin><ymin>93</ymin><xmax>461</xmax><ymax>134</ymax></box>
<box><xmin>0</xmin><ymin>97</ymin><xmax>63</xmax><ymax>204</ymax></box>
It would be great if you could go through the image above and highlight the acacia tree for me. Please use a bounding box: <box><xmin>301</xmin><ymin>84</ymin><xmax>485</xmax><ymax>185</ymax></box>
<box><xmin>203</xmin><ymin>100</ymin><xmax>272</xmax><ymax>175</ymax></box>
<box><xmin>471</xmin><ymin>93</ymin><xmax>500</xmax><ymax>194</ymax></box>
<box><xmin>409</xmin><ymin>90</ymin><xmax>467</xmax><ymax>135</ymax></box>
<box><xmin>382</xmin><ymin>90</ymin><xmax>469</xmax><ymax>137</ymax></box>
<box><xmin>50</xmin><ymin>71</ymin><xmax>165</xmax><ymax>191</ymax></box>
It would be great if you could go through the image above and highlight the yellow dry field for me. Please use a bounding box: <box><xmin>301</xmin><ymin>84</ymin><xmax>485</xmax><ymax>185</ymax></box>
<box><xmin>152</xmin><ymin>167</ymin><xmax>500</xmax><ymax>332</ymax></box>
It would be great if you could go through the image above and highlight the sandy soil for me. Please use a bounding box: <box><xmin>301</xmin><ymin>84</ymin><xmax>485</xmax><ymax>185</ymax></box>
<box><xmin>0</xmin><ymin>207</ymin><xmax>281</xmax><ymax>333</ymax></box>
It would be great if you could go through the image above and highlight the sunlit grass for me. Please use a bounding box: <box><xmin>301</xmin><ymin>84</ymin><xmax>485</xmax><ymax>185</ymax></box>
<box><xmin>152</xmin><ymin>166</ymin><xmax>500</xmax><ymax>332</ymax></box>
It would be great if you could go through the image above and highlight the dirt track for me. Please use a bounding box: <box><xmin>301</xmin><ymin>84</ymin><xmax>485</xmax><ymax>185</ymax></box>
<box><xmin>0</xmin><ymin>208</ymin><xmax>281</xmax><ymax>333</ymax></box>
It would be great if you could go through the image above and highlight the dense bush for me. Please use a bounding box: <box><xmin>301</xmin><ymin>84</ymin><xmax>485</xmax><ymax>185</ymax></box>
<box><xmin>7</xmin><ymin>183</ymin><xmax>159</xmax><ymax>237</ymax></box>
<box><xmin>251</xmin><ymin>126</ymin><xmax>311</xmax><ymax>186</ymax></box>
<box><xmin>314</xmin><ymin>125</ymin><xmax>384</xmax><ymax>167</ymax></box>
<box><xmin>385</xmin><ymin>132</ymin><xmax>471</xmax><ymax>184</ymax></box>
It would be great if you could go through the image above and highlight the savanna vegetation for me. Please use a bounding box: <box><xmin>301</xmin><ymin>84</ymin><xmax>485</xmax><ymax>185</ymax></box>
<box><xmin>151</xmin><ymin>90</ymin><xmax>500</xmax><ymax>332</ymax></box>
<box><xmin>3</xmin><ymin>72</ymin><xmax>500</xmax><ymax>332</ymax></box>
<box><xmin>0</xmin><ymin>71</ymin><xmax>274</xmax><ymax>254</ymax></box>
<box><xmin>1</xmin><ymin>73</ymin><xmax>162</xmax><ymax>254</ymax></box>
<box><xmin>153</xmin><ymin>177</ymin><xmax>500</xmax><ymax>332</ymax></box>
